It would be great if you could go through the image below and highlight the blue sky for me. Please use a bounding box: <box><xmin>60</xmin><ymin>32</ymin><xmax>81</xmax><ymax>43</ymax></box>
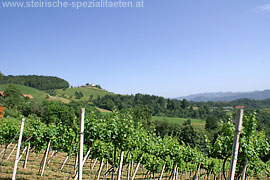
<box><xmin>1</xmin><ymin>0</ymin><xmax>270</xmax><ymax>97</ymax></box>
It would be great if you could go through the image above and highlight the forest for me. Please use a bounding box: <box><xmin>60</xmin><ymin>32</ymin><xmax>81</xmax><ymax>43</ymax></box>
<box><xmin>0</xmin><ymin>74</ymin><xmax>69</xmax><ymax>90</ymax></box>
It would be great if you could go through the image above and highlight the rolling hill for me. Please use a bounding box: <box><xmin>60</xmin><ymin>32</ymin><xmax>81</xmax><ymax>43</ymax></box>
<box><xmin>0</xmin><ymin>84</ymin><xmax>48</xmax><ymax>101</ymax></box>
<box><xmin>0</xmin><ymin>83</ymin><xmax>112</xmax><ymax>103</ymax></box>
<box><xmin>176</xmin><ymin>90</ymin><xmax>270</xmax><ymax>102</ymax></box>
<box><xmin>54</xmin><ymin>86</ymin><xmax>112</xmax><ymax>101</ymax></box>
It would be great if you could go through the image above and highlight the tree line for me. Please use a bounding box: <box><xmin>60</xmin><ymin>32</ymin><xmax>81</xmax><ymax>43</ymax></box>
<box><xmin>0</xmin><ymin>74</ymin><xmax>69</xmax><ymax>90</ymax></box>
<box><xmin>93</xmin><ymin>94</ymin><xmax>228</xmax><ymax>119</ymax></box>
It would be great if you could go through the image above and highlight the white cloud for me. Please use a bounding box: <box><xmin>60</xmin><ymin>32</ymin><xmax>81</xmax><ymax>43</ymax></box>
<box><xmin>258</xmin><ymin>4</ymin><xmax>270</xmax><ymax>11</ymax></box>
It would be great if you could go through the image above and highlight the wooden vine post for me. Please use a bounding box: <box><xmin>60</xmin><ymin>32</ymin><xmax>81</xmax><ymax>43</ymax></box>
<box><xmin>41</xmin><ymin>140</ymin><xmax>51</xmax><ymax>176</ymax></box>
<box><xmin>228</xmin><ymin>108</ymin><xmax>244</xmax><ymax>180</ymax></box>
<box><xmin>12</xmin><ymin>118</ymin><xmax>25</xmax><ymax>180</ymax></box>
<box><xmin>23</xmin><ymin>142</ymin><xmax>31</xmax><ymax>168</ymax></box>
<box><xmin>131</xmin><ymin>162</ymin><xmax>140</xmax><ymax>180</ymax></box>
<box><xmin>117</xmin><ymin>151</ymin><xmax>124</xmax><ymax>180</ymax></box>
<box><xmin>78</xmin><ymin>108</ymin><xmax>85</xmax><ymax>180</ymax></box>
<box><xmin>159</xmin><ymin>164</ymin><xmax>165</xmax><ymax>180</ymax></box>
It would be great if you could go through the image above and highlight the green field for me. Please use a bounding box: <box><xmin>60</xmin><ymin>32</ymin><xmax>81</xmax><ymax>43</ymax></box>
<box><xmin>0</xmin><ymin>84</ymin><xmax>48</xmax><ymax>101</ymax></box>
<box><xmin>55</xmin><ymin>86</ymin><xmax>112</xmax><ymax>101</ymax></box>
<box><xmin>0</xmin><ymin>84</ymin><xmax>112</xmax><ymax>103</ymax></box>
<box><xmin>152</xmin><ymin>116</ymin><xmax>205</xmax><ymax>130</ymax></box>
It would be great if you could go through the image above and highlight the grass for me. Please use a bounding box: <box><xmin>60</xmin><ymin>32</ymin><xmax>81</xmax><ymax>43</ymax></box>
<box><xmin>152</xmin><ymin>116</ymin><xmax>205</xmax><ymax>130</ymax></box>
<box><xmin>0</xmin><ymin>84</ymin><xmax>112</xmax><ymax>103</ymax></box>
<box><xmin>48</xmin><ymin>95</ymin><xmax>70</xmax><ymax>104</ymax></box>
<box><xmin>54</xmin><ymin>86</ymin><xmax>112</xmax><ymax>101</ymax></box>
<box><xmin>262</xmin><ymin>108</ymin><xmax>270</xmax><ymax>112</ymax></box>
<box><xmin>0</xmin><ymin>84</ymin><xmax>47</xmax><ymax>101</ymax></box>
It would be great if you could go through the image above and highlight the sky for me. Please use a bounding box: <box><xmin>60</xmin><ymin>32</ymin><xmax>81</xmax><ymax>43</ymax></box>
<box><xmin>1</xmin><ymin>0</ymin><xmax>270</xmax><ymax>98</ymax></box>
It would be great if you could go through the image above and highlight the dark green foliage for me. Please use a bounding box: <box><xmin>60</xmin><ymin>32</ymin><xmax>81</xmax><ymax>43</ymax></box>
<box><xmin>205</xmin><ymin>116</ymin><xmax>219</xmax><ymax>130</ymax></box>
<box><xmin>3</xmin><ymin>84</ymin><xmax>24</xmax><ymax>107</ymax></box>
<box><xmin>132</xmin><ymin>107</ymin><xmax>154</xmax><ymax>130</ymax></box>
<box><xmin>46</xmin><ymin>90</ymin><xmax>57</xmax><ymax>96</ymax></box>
<box><xmin>256</xmin><ymin>110</ymin><xmax>270</xmax><ymax>142</ymax></box>
<box><xmin>0</xmin><ymin>75</ymin><xmax>69</xmax><ymax>90</ymax></box>
<box><xmin>95</xmin><ymin>84</ymin><xmax>102</xmax><ymax>89</ymax></box>
<box><xmin>155</xmin><ymin>119</ymin><xmax>205</xmax><ymax>149</ymax></box>
<box><xmin>178</xmin><ymin>120</ymin><xmax>204</xmax><ymax>148</ymax></box>
<box><xmin>75</xmin><ymin>90</ymin><xmax>83</xmax><ymax>99</ymax></box>
<box><xmin>89</xmin><ymin>94</ymin><xmax>94</xmax><ymax>101</ymax></box>
<box><xmin>42</xmin><ymin>101</ymin><xmax>76</xmax><ymax>125</ymax></box>
<box><xmin>154</xmin><ymin>120</ymin><xmax>173</xmax><ymax>137</ymax></box>
<box><xmin>40</xmin><ymin>101</ymin><xmax>97</xmax><ymax>126</ymax></box>
<box><xmin>0</xmin><ymin>71</ymin><xmax>3</xmax><ymax>80</ymax></box>
<box><xmin>93</xmin><ymin>94</ymin><xmax>212</xmax><ymax>119</ymax></box>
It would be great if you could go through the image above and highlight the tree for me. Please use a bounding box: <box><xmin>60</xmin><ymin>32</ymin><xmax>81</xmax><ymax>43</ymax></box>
<box><xmin>4</xmin><ymin>84</ymin><xmax>24</xmax><ymax>107</ymax></box>
<box><xmin>89</xmin><ymin>95</ymin><xmax>94</xmax><ymax>101</ymax></box>
<box><xmin>179</xmin><ymin>120</ymin><xmax>202</xmax><ymax>148</ymax></box>
<box><xmin>95</xmin><ymin>85</ymin><xmax>102</xmax><ymax>89</ymax></box>
<box><xmin>0</xmin><ymin>75</ymin><xmax>69</xmax><ymax>90</ymax></box>
<box><xmin>205</xmin><ymin>115</ymin><xmax>218</xmax><ymax>130</ymax></box>
<box><xmin>0</xmin><ymin>71</ymin><xmax>3</xmax><ymax>80</ymax></box>
<box><xmin>75</xmin><ymin>91</ymin><xmax>83</xmax><ymax>99</ymax></box>
<box><xmin>181</xmin><ymin>99</ymin><xmax>189</xmax><ymax>109</ymax></box>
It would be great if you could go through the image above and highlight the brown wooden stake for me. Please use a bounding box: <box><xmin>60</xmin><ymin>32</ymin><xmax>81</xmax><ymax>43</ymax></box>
<box><xmin>176</xmin><ymin>167</ymin><xmax>179</xmax><ymax>180</ymax></box>
<box><xmin>207</xmin><ymin>170</ymin><xmax>212</xmax><ymax>180</ymax></box>
<box><xmin>91</xmin><ymin>158</ymin><xmax>98</xmax><ymax>172</ymax></box>
<box><xmin>105</xmin><ymin>159</ymin><xmax>109</xmax><ymax>177</ymax></box>
<box><xmin>7</xmin><ymin>144</ymin><xmax>17</xmax><ymax>160</ymax></box>
<box><xmin>127</xmin><ymin>163</ymin><xmax>131</xmax><ymax>180</ymax></box>
<box><xmin>41</xmin><ymin>140</ymin><xmax>51</xmax><ymax>176</ymax></box>
<box><xmin>74</xmin><ymin>148</ymin><xmax>92</xmax><ymax>180</ymax></box>
<box><xmin>83</xmin><ymin>148</ymin><xmax>91</xmax><ymax>165</ymax></box>
<box><xmin>117</xmin><ymin>151</ymin><xmax>124</xmax><ymax>180</ymax></box>
<box><xmin>97</xmin><ymin>158</ymin><xmax>104</xmax><ymax>180</ymax></box>
<box><xmin>18</xmin><ymin>146</ymin><xmax>28</xmax><ymax>161</ymax></box>
<box><xmin>23</xmin><ymin>143</ymin><xmax>30</xmax><ymax>168</ymax></box>
<box><xmin>131</xmin><ymin>162</ymin><xmax>140</xmax><ymax>180</ymax></box>
<box><xmin>47</xmin><ymin>150</ymin><xmax>57</xmax><ymax>164</ymax></box>
<box><xmin>241</xmin><ymin>159</ymin><xmax>248</xmax><ymax>180</ymax></box>
<box><xmin>39</xmin><ymin>149</ymin><xmax>47</xmax><ymax>173</ymax></box>
<box><xmin>74</xmin><ymin>153</ymin><xmax>78</xmax><ymax>174</ymax></box>
<box><xmin>193</xmin><ymin>162</ymin><xmax>201</xmax><ymax>180</ymax></box>
<box><xmin>60</xmin><ymin>156</ymin><xmax>69</xmax><ymax>170</ymax></box>
<box><xmin>0</xmin><ymin>142</ymin><xmax>12</xmax><ymax>156</ymax></box>
<box><xmin>159</xmin><ymin>164</ymin><xmax>165</xmax><ymax>180</ymax></box>
<box><xmin>172</xmin><ymin>164</ymin><xmax>178</xmax><ymax>180</ymax></box>
<box><xmin>131</xmin><ymin>160</ymin><xmax>133</xmax><ymax>177</ymax></box>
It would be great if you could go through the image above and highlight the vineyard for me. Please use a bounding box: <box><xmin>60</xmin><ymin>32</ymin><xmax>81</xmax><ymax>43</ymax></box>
<box><xmin>0</xmin><ymin>110</ymin><xmax>270</xmax><ymax>179</ymax></box>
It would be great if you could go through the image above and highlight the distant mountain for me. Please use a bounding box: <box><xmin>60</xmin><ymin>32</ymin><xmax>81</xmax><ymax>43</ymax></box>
<box><xmin>176</xmin><ymin>90</ymin><xmax>270</xmax><ymax>102</ymax></box>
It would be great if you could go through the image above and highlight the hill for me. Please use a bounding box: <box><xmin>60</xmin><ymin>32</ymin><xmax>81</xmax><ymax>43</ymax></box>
<box><xmin>0</xmin><ymin>84</ymin><xmax>48</xmax><ymax>101</ymax></box>
<box><xmin>176</xmin><ymin>90</ymin><xmax>270</xmax><ymax>102</ymax></box>
<box><xmin>0</xmin><ymin>84</ymin><xmax>112</xmax><ymax>103</ymax></box>
<box><xmin>54</xmin><ymin>86</ymin><xmax>112</xmax><ymax>101</ymax></box>
<box><xmin>0</xmin><ymin>75</ymin><xmax>69</xmax><ymax>90</ymax></box>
